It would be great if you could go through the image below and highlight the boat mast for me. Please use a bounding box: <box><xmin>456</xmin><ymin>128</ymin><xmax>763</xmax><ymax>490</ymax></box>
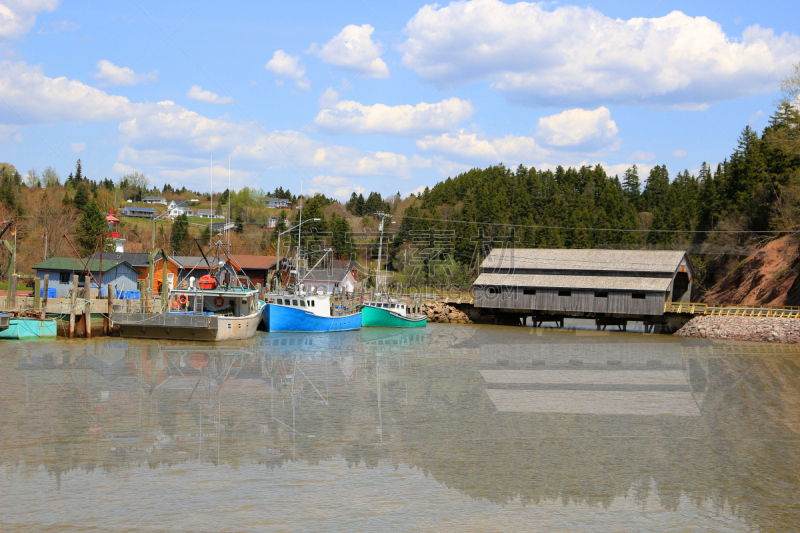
<box><xmin>374</xmin><ymin>212</ymin><xmax>390</xmax><ymax>296</ymax></box>
<box><xmin>296</xmin><ymin>180</ymin><xmax>303</xmax><ymax>291</ymax></box>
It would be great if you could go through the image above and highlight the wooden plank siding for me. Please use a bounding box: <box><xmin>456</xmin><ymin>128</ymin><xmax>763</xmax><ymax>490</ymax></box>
<box><xmin>475</xmin><ymin>287</ymin><xmax>666</xmax><ymax>316</ymax></box>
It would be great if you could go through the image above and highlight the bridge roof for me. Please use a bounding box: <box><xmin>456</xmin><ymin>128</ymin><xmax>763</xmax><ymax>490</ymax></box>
<box><xmin>473</xmin><ymin>273</ymin><xmax>672</xmax><ymax>292</ymax></box>
<box><xmin>480</xmin><ymin>248</ymin><xmax>687</xmax><ymax>274</ymax></box>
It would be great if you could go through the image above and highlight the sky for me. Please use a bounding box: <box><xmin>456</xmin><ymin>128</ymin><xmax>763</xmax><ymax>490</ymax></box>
<box><xmin>0</xmin><ymin>0</ymin><xmax>798</xmax><ymax>200</ymax></box>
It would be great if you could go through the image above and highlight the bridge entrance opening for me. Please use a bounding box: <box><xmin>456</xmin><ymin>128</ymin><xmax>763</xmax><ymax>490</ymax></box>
<box><xmin>672</xmin><ymin>272</ymin><xmax>690</xmax><ymax>302</ymax></box>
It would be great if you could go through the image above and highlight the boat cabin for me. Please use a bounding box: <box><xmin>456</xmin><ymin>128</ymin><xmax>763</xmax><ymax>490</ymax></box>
<box><xmin>362</xmin><ymin>301</ymin><xmax>408</xmax><ymax>317</ymax></box>
<box><xmin>271</xmin><ymin>293</ymin><xmax>333</xmax><ymax>318</ymax></box>
<box><xmin>169</xmin><ymin>288</ymin><xmax>259</xmax><ymax>317</ymax></box>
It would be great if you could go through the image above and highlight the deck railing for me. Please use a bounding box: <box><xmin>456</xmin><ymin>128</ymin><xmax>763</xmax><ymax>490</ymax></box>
<box><xmin>665</xmin><ymin>301</ymin><xmax>800</xmax><ymax>319</ymax></box>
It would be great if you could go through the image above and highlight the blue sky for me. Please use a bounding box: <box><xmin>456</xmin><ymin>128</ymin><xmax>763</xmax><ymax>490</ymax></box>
<box><xmin>1</xmin><ymin>0</ymin><xmax>798</xmax><ymax>199</ymax></box>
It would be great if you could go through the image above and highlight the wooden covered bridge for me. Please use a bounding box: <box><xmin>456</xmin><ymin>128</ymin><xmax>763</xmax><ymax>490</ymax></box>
<box><xmin>472</xmin><ymin>248</ymin><xmax>694</xmax><ymax>331</ymax></box>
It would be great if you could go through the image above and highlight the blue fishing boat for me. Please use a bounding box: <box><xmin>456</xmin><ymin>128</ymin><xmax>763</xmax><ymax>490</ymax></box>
<box><xmin>262</xmin><ymin>292</ymin><xmax>361</xmax><ymax>332</ymax></box>
<box><xmin>0</xmin><ymin>316</ymin><xmax>58</xmax><ymax>339</ymax></box>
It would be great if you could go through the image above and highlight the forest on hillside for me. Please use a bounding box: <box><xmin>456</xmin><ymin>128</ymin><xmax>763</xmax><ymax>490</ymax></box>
<box><xmin>386</xmin><ymin>66</ymin><xmax>800</xmax><ymax>291</ymax></box>
<box><xmin>1</xmin><ymin>65</ymin><xmax>799</xmax><ymax>294</ymax></box>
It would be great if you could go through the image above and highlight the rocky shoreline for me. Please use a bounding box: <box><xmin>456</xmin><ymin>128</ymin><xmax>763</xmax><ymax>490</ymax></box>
<box><xmin>420</xmin><ymin>302</ymin><xmax>472</xmax><ymax>324</ymax></box>
<box><xmin>675</xmin><ymin>316</ymin><xmax>800</xmax><ymax>344</ymax></box>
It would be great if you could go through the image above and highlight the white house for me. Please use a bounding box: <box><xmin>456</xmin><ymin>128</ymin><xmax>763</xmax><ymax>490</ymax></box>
<box><xmin>167</xmin><ymin>200</ymin><xmax>193</xmax><ymax>217</ymax></box>
<box><xmin>265</xmin><ymin>197</ymin><xmax>292</xmax><ymax>209</ymax></box>
<box><xmin>267</xmin><ymin>216</ymin><xmax>280</xmax><ymax>228</ymax></box>
<box><xmin>142</xmin><ymin>196</ymin><xmax>167</xmax><ymax>205</ymax></box>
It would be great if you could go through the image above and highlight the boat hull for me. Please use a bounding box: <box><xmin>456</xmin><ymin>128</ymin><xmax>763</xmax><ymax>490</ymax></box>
<box><xmin>0</xmin><ymin>318</ymin><xmax>58</xmax><ymax>339</ymax></box>
<box><xmin>263</xmin><ymin>304</ymin><xmax>361</xmax><ymax>332</ymax></box>
<box><xmin>361</xmin><ymin>306</ymin><xmax>427</xmax><ymax>328</ymax></box>
<box><xmin>112</xmin><ymin>302</ymin><xmax>265</xmax><ymax>342</ymax></box>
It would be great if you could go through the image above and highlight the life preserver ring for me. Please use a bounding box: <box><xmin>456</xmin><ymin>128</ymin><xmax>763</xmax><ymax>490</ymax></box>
<box><xmin>178</xmin><ymin>294</ymin><xmax>188</xmax><ymax>304</ymax></box>
<box><xmin>214</xmin><ymin>296</ymin><xmax>225</xmax><ymax>307</ymax></box>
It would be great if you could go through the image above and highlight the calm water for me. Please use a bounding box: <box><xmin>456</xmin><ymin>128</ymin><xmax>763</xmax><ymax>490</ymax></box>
<box><xmin>1</xmin><ymin>325</ymin><xmax>799</xmax><ymax>532</ymax></box>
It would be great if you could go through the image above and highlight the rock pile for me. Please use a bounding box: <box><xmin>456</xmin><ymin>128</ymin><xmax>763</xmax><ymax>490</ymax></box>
<box><xmin>420</xmin><ymin>302</ymin><xmax>472</xmax><ymax>324</ymax></box>
<box><xmin>675</xmin><ymin>316</ymin><xmax>800</xmax><ymax>344</ymax></box>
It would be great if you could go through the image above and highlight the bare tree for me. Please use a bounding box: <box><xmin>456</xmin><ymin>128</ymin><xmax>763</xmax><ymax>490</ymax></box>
<box><xmin>25</xmin><ymin>168</ymin><xmax>41</xmax><ymax>188</ymax></box>
<box><xmin>42</xmin><ymin>167</ymin><xmax>60</xmax><ymax>187</ymax></box>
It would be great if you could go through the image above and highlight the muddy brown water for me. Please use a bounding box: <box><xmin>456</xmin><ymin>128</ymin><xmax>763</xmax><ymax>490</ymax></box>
<box><xmin>1</xmin><ymin>324</ymin><xmax>799</xmax><ymax>531</ymax></box>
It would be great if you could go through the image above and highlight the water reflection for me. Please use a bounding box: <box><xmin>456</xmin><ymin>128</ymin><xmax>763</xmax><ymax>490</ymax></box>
<box><xmin>1</xmin><ymin>328</ymin><xmax>799</xmax><ymax>531</ymax></box>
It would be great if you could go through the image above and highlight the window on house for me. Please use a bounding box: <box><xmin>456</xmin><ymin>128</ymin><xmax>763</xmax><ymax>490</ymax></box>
<box><xmin>523</xmin><ymin>289</ymin><xmax>536</xmax><ymax>295</ymax></box>
<box><xmin>60</xmin><ymin>272</ymin><xmax>70</xmax><ymax>283</ymax></box>
<box><xmin>632</xmin><ymin>293</ymin><xmax>646</xmax><ymax>300</ymax></box>
<box><xmin>558</xmin><ymin>290</ymin><xmax>572</xmax><ymax>297</ymax></box>
<box><xmin>595</xmin><ymin>291</ymin><xmax>608</xmax><ymax>298</ymax></box>
<box><xmin>488</xmin><ymin>287</ymin><xmax>497</xmax><ymax>295</ymax></box>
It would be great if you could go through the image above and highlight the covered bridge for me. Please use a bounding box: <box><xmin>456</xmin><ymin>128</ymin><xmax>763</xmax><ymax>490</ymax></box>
<box><xmin>472</xmin><ymin>249</ymin><xmax>692</xmax><ymax>320</ymax></box>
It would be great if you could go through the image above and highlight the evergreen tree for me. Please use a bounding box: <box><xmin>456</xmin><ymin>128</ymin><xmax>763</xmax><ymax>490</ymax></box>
<box><xmin>170</xmin><ymin>213</ymin><xmax>189</xmax><ymax>253</ymax></box>
<box><xmin>622</xmin><ymin>165</ymin><xmax>641</xmax><ymax>205</ymax></box>
<box><xmin>235</xmin><ymin>214</ymin><xmax>244</xmax><ymax>233</ymax></box>
<box><xmin>0</xmin><ymin>169</ymin><xmax>20</xmax><ymax>214</ymax></box>
<box><xmin>77</xmin><ymin>200</ymin><xmax>108</xmax><ymax>256</ymax></box>
<box><xmin>73</xmin><ymin>183</ymin><xmax>90</xmax><ymax>211</ymax></box>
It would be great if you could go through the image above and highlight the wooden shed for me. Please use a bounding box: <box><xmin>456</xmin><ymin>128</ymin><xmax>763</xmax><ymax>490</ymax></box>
<box><xmin>473</xmin><ymin>249</ymin><xmax>692</xmax><ymax>318</ymax></box>
<box><xmin>32</xmin><ymin>258</ymin><xmax>140</xmax><ymax>298</ymax></box>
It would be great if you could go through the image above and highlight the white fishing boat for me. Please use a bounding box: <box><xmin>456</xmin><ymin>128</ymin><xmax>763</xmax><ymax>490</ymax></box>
<box><xmin>111</xmin><ymin>242</ymin><xmax>264</xmax><ymax>342</ymax></box>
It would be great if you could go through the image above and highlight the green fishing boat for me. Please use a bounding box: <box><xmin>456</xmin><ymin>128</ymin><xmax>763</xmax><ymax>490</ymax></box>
<box><xmin>0</xmin><ymin>316</ymin><xmax>58</xmax><ymax>339</ymax></box>
<box><xmin>361</xmin><ymin>301</ymin><xmax>427</xmax><ymax>328</ymax></box>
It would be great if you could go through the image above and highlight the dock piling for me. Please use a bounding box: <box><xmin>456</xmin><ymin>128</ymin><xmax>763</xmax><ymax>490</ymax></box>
<box><xmin>9</xmin><ymin>274</ymin><xmax>17</xmax><ymax>312</ymax></box>
<box><xmin>69</xmin><ymin>274</ymin><xmax>78</xmax><ymax>338</ymax></box>
<box><xmin>105</xmin><ymin>283</ymin><xmax>113</xmax><ymax>334</ymax></box>
<box><xmin>33</xmin><ymin>277</ymin><xmax>41</xmax><ymax>311</ymax></box>
<box><xmin>85</xmin><ymin>297</ymin><xmax>92</xmax><ymax>339</ymax></box>
<box><xmin>42</xmin><ymin>275</ymin><xmax>49</xmax><ymax>312</ymax></box>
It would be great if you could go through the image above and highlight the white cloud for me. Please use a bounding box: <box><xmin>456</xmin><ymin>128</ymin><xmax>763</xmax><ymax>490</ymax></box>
<box><xmin>93</xmin><ymin>59</ymin><xmax>158</xmax><ymax>86</ymax></box>
<box><xmin>309</xmin><ymin>175</ymin><xmax>365</xmax><ymax>199</ymax></box>
<box><xmin>265</xmin><ymin>50</ymin><xmax>310</xmax><ymax>90</ymax></box>
<box><xmin>37</xmin><ymin>19</ymin><xmax>80</xmax><ymax>34</ymax></box>
<box><xmin>70</xmin><ymin>142</ymin><xmax>85</xmax><ymax>153</ymax></box>
<box><xmin>0</xmin><ymin>125</ymin><xmax>22</xmax><ymax>145</ymax></box>
<box><xmin>314</xmin><ymin>24</ymin><xmax>389</xmax><ymax>79</ymax></box>
<box><xmin>748</xmin><ymin>110</ymin><xmax>765</xmax><ymax>123</ymax></box>
<box><xmin>0</xmin><ymin>0</ymin><xmax>58</xmax><ymax>41</ymax></box>
<box><xmin>672</xmin><ymin>149</ymin><xmax>688</xmax><ymax>158</ymax></box>
<box><xmin>318</xmin><ymin>87</ymin><xmax>340</xmax><ymax>109</ymax></box>
<box><xmin>187</xmin><ymin>85</ymin><xmax>234</xmax><ymax>105</ymax></box>
<box><xmin>629</xmin><ymin>151</ymin><xmax>655</xmax><ymax>161</ymax></box>
<box><xmin>315</xmin><ymin>97</ymin><xmax>474</xmax><ymax>136</ymax></box>
<box><xmin>0</xmin><ymin>60</ymin><xmax>152</xmax><ymax>124</ymax></box>
<box><xmin>417</xmin><ymin>130</ymin><xmax>549</xmax><ymax>162</ymax></box>
<box><xmin>399</xmin><ymin>0</ymin><xmax>800</xmax><ymax>107</ymax></box>
<box><xmin>536</xmin><ymin>107</ymin><xmax>618</xmax><ymax>147</ymax></box>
